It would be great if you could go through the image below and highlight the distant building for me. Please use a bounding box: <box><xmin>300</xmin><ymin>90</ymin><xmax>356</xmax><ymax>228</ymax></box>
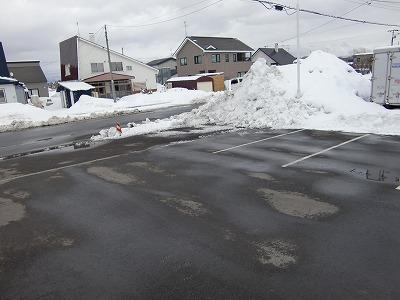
<box><xmin>0</xmin><ymin>42</ymin><xmax>28</xmax><ymax>104</ymax></box>
<box><xmin>7</xmin><ymin>61</ymin><xmax>49</xmax><ymax>97</ymax></box>
<box><xmin>147</xmin><ymin>57</ymin><xmax>177</xmax><ymax>85</ymax></box>
<box><xmin>175</xmin><ymin>36</ymin><xmax>254</xmax><ymax>80</ymax></box>
<box><xmin>59</xmin><ymin>36</ymin><xmax>159</xmax><ymax>98</ymax></box>
<box><xmin>252</xmin><ymin>46</ymin><xmax>296</xmax><ymax>66</ymax></box>
<box><xmin>0</xmin><ymin>42</ymin><xmax>10</xmax><ymax>77</ymax></box>
<box><xmin>166</xmin><ymin>75</ymin><xmax>214</xmax><ymax>92</ymax></box>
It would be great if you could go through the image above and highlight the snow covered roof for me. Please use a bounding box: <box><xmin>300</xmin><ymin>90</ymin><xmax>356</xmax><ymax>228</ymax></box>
<box><xmin>374</xmin><ymin>45</ymin><xmax>400</xmax><ymax>53</ymax></box>
<box><xmin>58</xmin><ymin>81</ymin><xmax>94</xmax><ymax>91</ymax></box>
<box><xmin>166</xmin><ymin>75</ymin><xmax>211</xmax><ymax>82</ymax></box>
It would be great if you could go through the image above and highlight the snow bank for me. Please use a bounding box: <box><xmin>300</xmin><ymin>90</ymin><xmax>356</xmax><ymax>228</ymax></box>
<box><xmin>0</xmin><ymin>89</ymin><xmax>208</xmax><ymax>132</ymax></box>
<box><xmin>94</xmin><ymin>50</ymin><xmax>400</xmax><ymax>140</ymax></box>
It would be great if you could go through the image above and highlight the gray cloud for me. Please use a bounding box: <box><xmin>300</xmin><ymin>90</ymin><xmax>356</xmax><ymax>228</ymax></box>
<box><xmin>1</xmin><ymin>0</ymin><xmax>398</xmax><ymax>81</ymax></box>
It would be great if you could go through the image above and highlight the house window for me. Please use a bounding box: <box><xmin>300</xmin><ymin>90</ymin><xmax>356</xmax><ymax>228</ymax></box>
<box><xmin>91</xmin><ymin>63</ymin><xmax>104</xmax><ymax>73</ymax></box>
<box><xmin>199</xmin><ymin>70</ymin><xmax>206</xmax><ymax>74</ymax></box>
<box><xmin>235</xmin><ymin>53</ymin><xmax>251</xmax><ymax>62</ymax></box>
<box><xmin>233</xmin><ymin>54</ymin><xmax>237</xmax><ymax>62</ymax></box>
<box><xmin>237</xmin><ymin>72</ymin><xmax>246</xmax><ymax>77</ymax></box>
<box><xmin>211</xmin><ymin>54</ymin><xmax>221</xmax><ymax>63</ymax></box>
<box><xmin>111</xmin><ymin>62</ymin><xmax>123</xmax><ymax>72</ymax></box>
<box><xmin>208</xmin><ymin>70</ymin><xmax>216</xmax><ymax>73</ymax></box>
<box><xmin>194</xmin><ymin>55</ymin><xmax>202</xmax><ymax>64</ymax></box>
<box><xmin>65</xmin><ymin>64</ymin><xmax>71</xmax><ymax>76</ymax></box>
<box><xmin>225</xmin><ymin>54</ymin><xmax>230</xmax><ymax>62</ymax></box>
<box><xmin>29</xmin><ymin>89</ymin><xmax>39</xmax><ymax>96</ymax></box>
<box><xmin>0</xmin><ymin>89</ymin><xmax>6</xmax><ymax>103</ymax></box>
<box><xmin>126</xmin><ymin>65</ymin><xmax>132</xmax><ymax>71</ymax></box>
<box><xmin>180</xmin><ymin>57</ymin><xmax>187</xmax><ymax>66</ymax></box>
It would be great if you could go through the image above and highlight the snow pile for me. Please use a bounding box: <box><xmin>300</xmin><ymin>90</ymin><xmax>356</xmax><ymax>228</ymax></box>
<box><xmin>0</xmin><ymin>88</ymin><xmax>208</xmax><ymax>132</ymax></box>
<box><xmin>93</xmin><ymin>50</ymin><xmax>400</xmax><ymax>140</ymax></box>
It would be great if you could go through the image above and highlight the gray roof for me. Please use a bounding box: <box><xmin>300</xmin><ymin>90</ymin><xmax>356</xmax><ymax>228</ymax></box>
<box><xmin>257</xmin><ymin>48</ymin><xmax>296</xmax><ymax>65</ymax></box>
<box><xmin>7</xmin><ymin>61</ymin><xmax>47</xmax><ymax>83</ymax></box>
<box><xmin>147</xmin><ymin>57</ymin><xmax>176</xmax><ymax>66</ymax></box>
<box><xmin>188</xmin><ymin>36</ymin><xmax>254</xmax><ymax>52</ymax></box>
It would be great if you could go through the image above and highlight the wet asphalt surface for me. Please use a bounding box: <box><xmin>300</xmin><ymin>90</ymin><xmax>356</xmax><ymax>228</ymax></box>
<box><xmin>0</xmin><ymin>128</ymin><xmax>400</xmax><ymax>299</ymax></box>
<box><xmin>0</xmin><ymin>105</ymin><xmax>193</xmax><ymax>158</ymax></box>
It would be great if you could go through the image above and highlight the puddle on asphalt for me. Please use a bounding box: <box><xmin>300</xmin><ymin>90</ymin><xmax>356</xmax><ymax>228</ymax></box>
<box><xmin>255</xmin><ymin>240</ymin><xmax>297</xmax><ymax>268</ymax></box>
<box><xmin>248</xmin><ymin>172</ymin><xmax>275</xmax><ymax>181</ymax></box>
<box><xmin>0</xmin><ymin>168</ymin><xmax>19</xmax><ymax>181</ymax></box>
<box><xmin>4</xmin><ymin>190</ymin><xmax>30</xmax><ymax>200</ymax></box>
<box><xmin>87</xmin><ymin>166</ymin><xmax>143</xmax><ymax>185</ymax></box>
<box><xmin>161</xmin><ymin>197</ymin><xmax>209</xmax><ymax>217</ymax></box>
<box><xmin>128</xmin><ymin>162</ymin><xmax>165</xmax><ymax>174</ymax></box>
<box><xmin>0</xmin><ymin>197</ymin><xmax>26</xmax><ymax>227</ymax></box>
<box><xmin>258</xmin><ymin>188</ymin><xmax>339</xmax><ymax>219</ymax></box>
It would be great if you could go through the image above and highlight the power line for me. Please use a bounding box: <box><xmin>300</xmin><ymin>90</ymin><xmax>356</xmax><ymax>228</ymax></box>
<box><xmin>252</xmin><ymin>0</ymin><xmax>400</xmax><ymax>28</ymax></box>
<box><xmin>108</xmin><ymin>0</ymin><xmax>224</xmax><ymax>29</ymax></box>
<box><xmin>280</xmin><ymin>1</ymin><xmax>371</xmax><ymax>43</ymax></box>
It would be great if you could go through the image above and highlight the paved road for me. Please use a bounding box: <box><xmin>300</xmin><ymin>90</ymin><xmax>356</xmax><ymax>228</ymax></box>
<box><xmin>0</xmin><ymin>128</ymin><xmax>400</xmax><ymax>299</ymax></box>
<box><xmin>0</xmin><ymin>105</ymin><xmax>193</xmax><ymax>158</ymax></box>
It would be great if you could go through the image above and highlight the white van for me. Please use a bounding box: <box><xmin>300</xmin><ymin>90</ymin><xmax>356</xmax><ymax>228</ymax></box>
<box><xmin>224</xmin><ymin>77</ymin><xmax>244</xmax><ymax>91</ymax></box>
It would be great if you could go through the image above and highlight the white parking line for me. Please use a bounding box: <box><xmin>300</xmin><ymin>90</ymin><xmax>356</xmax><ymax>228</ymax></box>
<box><xmin>0</xmin><ymin>153</ymin><xmax>127</xmax><ymax>185</ymax></box>
<box><xmin>282</xmin><ymin>134</ymin><xmax>370</xmax><ymax>168</ymax></box>
<box><xmin>212</xmin><ymin>129</ymin><xmax>306</xmax><ymax>154</ymax></box>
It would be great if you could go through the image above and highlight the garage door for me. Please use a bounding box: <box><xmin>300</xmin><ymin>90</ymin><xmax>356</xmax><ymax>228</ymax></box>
<box><xmin>197</xmin><ymin>81</ymin><xmax>213</xmax><ymax>92</ymax></box>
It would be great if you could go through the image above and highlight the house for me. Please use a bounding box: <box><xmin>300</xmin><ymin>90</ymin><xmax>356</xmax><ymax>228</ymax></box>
<box><xmin>147</xmin><ymin>57</ymin><xmax>177</xmax><ymax>85</ymax></box>
<box><xmin>174</xmin><ymin>36</ymin><xmax>254</xmax><ymax>80</ymax></box>
<box><xmin>59</xmin><ymin>36</ymin><xmax>158</xmax><ymax>98</ymax></box>
<box><xmin>166</xmin><ymin>75</ymin><xmax>214</xmax><ymax>92</ymax></box>
<box><xmin>0</xmin><ymin>42</ymin><xmax>28</xmax><ymax>104</ymax></box>
<box><xmin>252</xmin><ymin>46</ymin><xmax>296</xmax><ymax>66</ymax></box>
<box><xmin>7</xmin><ymin>61</ymin><xmax>49</xmax><ymax>97</ymax></box>
<box><xmin>57</xmin><ymin>81</ymin><xmax>95</xmax><ymax>108</ymax></box>
<box><xmin>353</xmin><ymin>53</ymin><xmax>373</xmax><ymax>74</ymax></box>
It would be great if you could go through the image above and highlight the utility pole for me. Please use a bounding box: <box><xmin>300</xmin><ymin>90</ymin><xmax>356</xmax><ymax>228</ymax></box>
<box><xmin>388</xmin><ymin>29</ymin><xmax>399</xmax><ymax>46</ymax></box>
<box><xmin>104</xmin><ymin>25</ymin><xmax>116</xmax><ymax>102</ymax></box>
<box><xmin>296</xmin><ymin>0</ymin><xmax>302</xmax><ymax>98</ymax></box>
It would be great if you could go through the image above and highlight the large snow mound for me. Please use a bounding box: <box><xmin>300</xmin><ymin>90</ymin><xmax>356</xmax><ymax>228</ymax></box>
<box><xmin>94</xmin><ymin>50</ymin><xmax>400</xmax><ymax>140</ymax></box>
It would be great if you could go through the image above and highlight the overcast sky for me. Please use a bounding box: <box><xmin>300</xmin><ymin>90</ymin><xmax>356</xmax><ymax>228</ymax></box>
<box><xmin>1</xmin><ymin>0</ymin><xmax>399</xmax><ymax>81</ymax></box>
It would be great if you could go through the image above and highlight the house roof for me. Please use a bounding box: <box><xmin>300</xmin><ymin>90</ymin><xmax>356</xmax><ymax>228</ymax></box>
<box><xmin>58</xmin><ymin>81</ymin><xmax>94</xmax><ymax>91</ymax></box>
<box><xmin>255</xmin><ymin>48</ymin><xmax>296</xmax><ymax>65</ymax></box>
<box><xmin>74</xmin><ymin>36</ymin><xmax>159</xmax><ymax>73</ymax></box>
<box><xmin>147</xmin><ymin>57</ymin><xmax>176</xmax><ymax>66</ymax></box>
<box><xmin>175</xmin><ymin>36</ymin><xmax>254</xmax><ymax>56</ymax></box>
<box><xmin>167</xmin><ymin>75</ymin><xmax>212</xmax><ymax>82</ymax></box>
<box><xmin>0</xmin><ymin>42</ymin><xmax>10</xmax><ymax>78</ymax></box>
<box><xmin>7</xmin><ymin>61</ymin><xmax>47</xmax><ymax>83</ymax></box>
<box><xmin>84</xmin><ymin>73</ymin><xmax>135</xmax><ymax>83</ymax></box>
<box><xmin>0</xmin><ymin>76</ymin><xmax>18</xmax><ymax>85</ymax></box>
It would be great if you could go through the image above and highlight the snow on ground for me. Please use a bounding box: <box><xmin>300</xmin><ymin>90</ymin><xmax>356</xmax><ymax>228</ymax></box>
<box><xmin>93</xmin><ymin>50</ymin><xmax>400</xmax><ymax>140</ymax></box>
<box><xmin>0</xmin><ymin>88</ymin><xmax>209</xmax><ymax>132</ymax></box>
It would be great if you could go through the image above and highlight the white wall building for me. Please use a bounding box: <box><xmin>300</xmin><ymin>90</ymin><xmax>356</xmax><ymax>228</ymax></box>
<box><xmin>60</xmin><ymin>36</ymin><xmax>158</xmax><ymax>98</ymax></box>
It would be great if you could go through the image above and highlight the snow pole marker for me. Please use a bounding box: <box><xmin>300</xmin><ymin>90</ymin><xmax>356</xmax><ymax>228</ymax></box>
<box><xmin>116</xmin><ymin>122</ymin><xmax>122</xmax><ymax>135</ymax></box>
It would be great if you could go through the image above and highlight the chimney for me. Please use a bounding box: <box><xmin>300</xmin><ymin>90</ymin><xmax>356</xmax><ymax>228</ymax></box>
<box><xmin>275</xmin><ymin>43</ymin><xmax>279</xmax><ymax>53</ymax></box>
<box><xmin>89</xmin><ymin>33</ymin><xmax>95</xmax><ymax>43</ymax></box>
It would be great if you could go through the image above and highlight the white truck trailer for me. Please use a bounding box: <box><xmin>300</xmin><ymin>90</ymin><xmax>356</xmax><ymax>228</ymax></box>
<box><xmin>371</xmin><ymin>46</ymin><xmax>400</xmax><ymax>107</ymax></box>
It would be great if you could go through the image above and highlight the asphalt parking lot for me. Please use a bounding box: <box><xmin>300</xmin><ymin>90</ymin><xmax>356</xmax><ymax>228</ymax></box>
<box><xmin>0</xmin><ymin>128</ymin><xmax>400</xmax><ymax>299</ymax></box>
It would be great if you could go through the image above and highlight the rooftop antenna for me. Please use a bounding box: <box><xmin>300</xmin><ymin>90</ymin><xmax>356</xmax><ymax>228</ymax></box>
<box><xmin>184</xmin><ymin>21</ymin><xmax>188</xmax><ymax>37</ymax></box>
<box><xmin>76</xmin><ymin>21</ymin><xmax>80</xmax><ymax>37</ymax></box>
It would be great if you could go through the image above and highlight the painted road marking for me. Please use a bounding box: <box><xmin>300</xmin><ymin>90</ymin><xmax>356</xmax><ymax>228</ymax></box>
<box><xmin>0</xmin><ymin>153</ymin><xmax>131</xmax><ymax>185</ymax></box>
<box><xmin>212</xmin><ymin>129</ymin><xmax>306</xmax><ymax>154</ymax></box>
<box><xmin>282</xmin><ymin>134</ymin><xmax>370</xmax><ymax>168</ymax></box>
